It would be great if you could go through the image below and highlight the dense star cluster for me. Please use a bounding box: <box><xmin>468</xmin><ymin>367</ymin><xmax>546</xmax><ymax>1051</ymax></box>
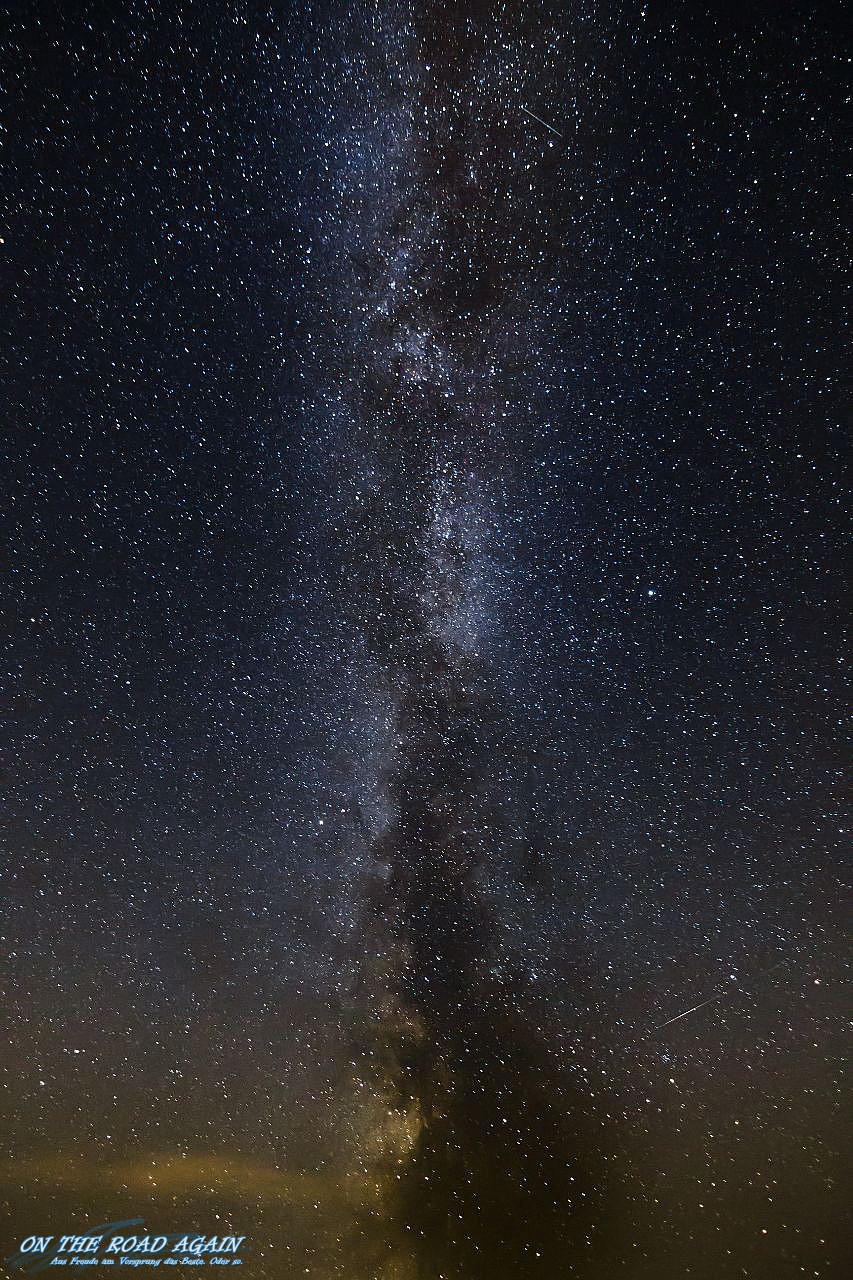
<box><xmin>0</xmin><ymin>2</ymin><xmax>847</xmax><ymax>1278</ymax></box>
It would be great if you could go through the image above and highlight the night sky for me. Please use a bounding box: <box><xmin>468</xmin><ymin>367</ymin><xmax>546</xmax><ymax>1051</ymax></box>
<box><xmin>0</xmin><ymin>2</ymin><xmax>848</xmax><ymax>1277</ymax></box>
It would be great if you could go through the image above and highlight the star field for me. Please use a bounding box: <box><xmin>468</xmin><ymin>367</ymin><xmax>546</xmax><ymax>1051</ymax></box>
<box><xmin>0</xmin><ymin>2</ymin><xmax>847</xmax><ymax>1278</ymax></box>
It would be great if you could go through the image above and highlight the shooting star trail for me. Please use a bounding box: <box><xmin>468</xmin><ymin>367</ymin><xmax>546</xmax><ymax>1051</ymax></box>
<box><xmin>654</xmin><ymin>988</ymin><xmax>734</xmax><ymax>1031</ymax></box>
<box><xmin>651</xmin><ymin>958</ymin><xmax>790</xmax><ymax>1034</ymax></box>
<box><xmin>521</xmin><ymin>105</ymin><xmax>563</xmax><ymax>138</ymax></box>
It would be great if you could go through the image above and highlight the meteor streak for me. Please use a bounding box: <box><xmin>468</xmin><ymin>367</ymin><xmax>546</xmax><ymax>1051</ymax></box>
<box><xmin>652</xmin><ymin>959</ymin><xmax>790</xmax><ymax>1033</ymax></box>
<box><xmin>520</xmin><ymin>105</ymin><xmax>563</xmax><ymax>137</ymax></box>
